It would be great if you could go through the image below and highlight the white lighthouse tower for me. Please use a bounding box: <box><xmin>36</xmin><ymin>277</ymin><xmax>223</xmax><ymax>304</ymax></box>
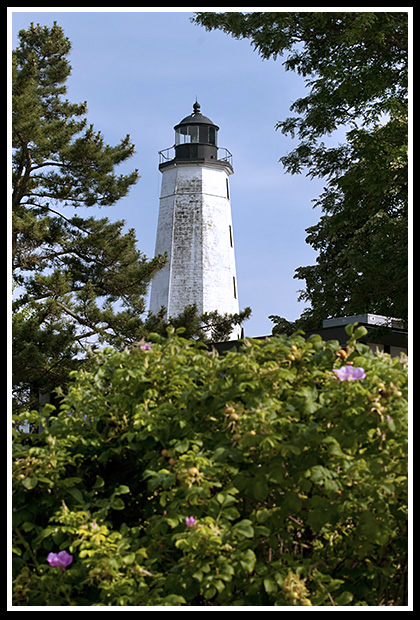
<box><xmin>149</xmin><ymin>102</ymin><xmax>241</xmax><ymax>339</ymax></box>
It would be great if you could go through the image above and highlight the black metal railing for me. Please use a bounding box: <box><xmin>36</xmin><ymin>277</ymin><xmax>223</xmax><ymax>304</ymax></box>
<box><xmin>158</xmin><ymin>146</ymin><xmax>233</xmax><ymax>167</ymax></box>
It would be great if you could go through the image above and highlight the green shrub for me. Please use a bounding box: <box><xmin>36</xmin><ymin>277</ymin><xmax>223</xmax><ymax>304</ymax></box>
<box><xmin>12</xmin><ymin>326</ymin><xmax>408</xmax><ymax>606</ymax></box>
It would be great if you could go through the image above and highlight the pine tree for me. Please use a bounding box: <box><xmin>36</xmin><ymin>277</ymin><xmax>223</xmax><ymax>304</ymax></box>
<box><xmin>12</xmin><ymin>22</ymin><xmax>165</xmax><ymax>408</ymax></box>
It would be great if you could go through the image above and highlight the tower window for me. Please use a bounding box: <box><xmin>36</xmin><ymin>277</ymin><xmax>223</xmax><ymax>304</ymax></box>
<box><xmin>229</xmin><ymin>225</ymin><xmax>233</xmax><ymax>247</ymax></box>
<box><xmin>226</xmin><ymin>178</ymin><xmax>230</xmax><ymax>199</ymax></box>
<box><xmin>233</xmin><ymin>276</ymin><xmax>237</xmax><ymax>299</ymax></box>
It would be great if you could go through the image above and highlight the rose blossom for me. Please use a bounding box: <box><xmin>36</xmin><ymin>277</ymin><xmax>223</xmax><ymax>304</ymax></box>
<box><xmin>333</xmin><ymin>366</ymin><xmax>366</xmax><ymax>380</ymax></box>
<box><xmin>47</xmin><ymin>550</ymin><xmax>73</xmax><ymax>570</ymax></box>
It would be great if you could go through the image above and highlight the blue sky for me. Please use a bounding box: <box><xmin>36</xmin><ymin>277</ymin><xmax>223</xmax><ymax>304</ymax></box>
<box><xmin>11</xmin><ymin>8</ymin><xmax>331</xmax><ymax>338</ymax></box>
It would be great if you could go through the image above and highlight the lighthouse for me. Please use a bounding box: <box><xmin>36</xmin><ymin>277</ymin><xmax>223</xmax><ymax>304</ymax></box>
<box><xmin>149</xmin><ymin>102</ymin><xmax>241</xmax><ymax>339</ymax></box>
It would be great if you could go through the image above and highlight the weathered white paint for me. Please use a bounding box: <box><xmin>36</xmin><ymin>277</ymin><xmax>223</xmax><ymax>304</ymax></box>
<box><xmin>149</xmin><ymin>160</ymin><xmax>241</xmax><ymax>339</ymax></box>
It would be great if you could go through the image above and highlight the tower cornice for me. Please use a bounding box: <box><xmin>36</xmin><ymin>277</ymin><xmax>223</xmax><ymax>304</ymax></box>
<box><xmin>158</xmin><ymin>158</ymin><xmax>233</xmax><ymax>175</ymax></box>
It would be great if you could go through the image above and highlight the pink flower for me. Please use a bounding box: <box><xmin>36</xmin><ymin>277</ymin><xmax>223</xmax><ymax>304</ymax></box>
<box><xmin>333</xmin><ymin>366</ymin><xmax>366</xmax><ymax>381</ymax></box>
<box><xmin>185</xmin><ymin>516</ymin><xmax>197</xmax><ymax>527</ymax></box>
<box><xmin>47</xmin><ymin>550</ymin><xmax>73</xmax><ymax>570</ymax></box>
<box><xmin>140</xmin><ymin>343</ymin><xmax>151</xmax><ymax>350</ymax></box>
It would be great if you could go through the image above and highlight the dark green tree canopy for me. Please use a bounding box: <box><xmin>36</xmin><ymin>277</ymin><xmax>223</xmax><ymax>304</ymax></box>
<box><xmin>193</xmin><ymin>12</ymin><xmax>409</xmax><ymax>327</ymax></box>
<box><xmin>193</xmin><ymin>12</ymin><xmax>407</xmax><ymax>134</ymax></box>
<box><xmin>12</xmin><ymin>22</ymin><xmax>165</xmax><ymax>405</ymax></box>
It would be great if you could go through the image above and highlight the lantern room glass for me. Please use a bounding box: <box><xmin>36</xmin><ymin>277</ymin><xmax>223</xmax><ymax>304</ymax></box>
<box><xmin>175</xmin><ymin>125</ymin><xmax>217</xmax><ymax>146</ymax></box>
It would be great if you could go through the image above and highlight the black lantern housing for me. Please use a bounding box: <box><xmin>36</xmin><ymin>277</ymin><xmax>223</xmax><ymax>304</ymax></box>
<box><xmin>174</xmin><ymin>102</ymin><xmax>219</xmax><ymax>161</ymax></box>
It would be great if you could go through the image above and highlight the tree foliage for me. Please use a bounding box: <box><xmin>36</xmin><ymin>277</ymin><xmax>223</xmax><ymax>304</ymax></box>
<box><xmin>193</xmin><ymin>12</ymin><xmax>409</xmax><ymax>326</ymax></box>
<box><xmin>12</xmin><ymin>329</ymin><xmax>408</xmax><ymax>606</ymax></box>
<box><xmin>12</xmin><ymin>22</ymin><xmax>165</xmax><ymax>404</ymax></box>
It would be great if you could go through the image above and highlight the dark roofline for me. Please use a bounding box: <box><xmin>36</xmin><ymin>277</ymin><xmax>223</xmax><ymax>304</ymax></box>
<box><xmin>210</xmin><ymin>322</ymin><xmax>408</xmax><ymax>355</ymax></box>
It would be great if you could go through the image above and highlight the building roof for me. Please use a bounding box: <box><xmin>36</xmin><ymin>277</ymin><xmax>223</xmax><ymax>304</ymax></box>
<box><xmin>322</xmin><ymin>314</ymin><xmax>406</xmax><ymax>330</ymax></box>
<box><xmin>175</xmin><ymin>101</ymin><xmax>219</xmax><ymax>129</ymax></box>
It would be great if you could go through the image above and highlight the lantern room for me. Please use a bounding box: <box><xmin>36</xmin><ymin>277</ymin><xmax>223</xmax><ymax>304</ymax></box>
<box><xmin>174</xmin><ymin>101</ymin><xmax>219</xmax><ymax>161</ymax></box>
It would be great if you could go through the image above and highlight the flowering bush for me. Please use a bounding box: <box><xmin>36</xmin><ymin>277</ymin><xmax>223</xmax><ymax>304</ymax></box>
<box><xmin>12</xmin><ymin>325</ymin><xmax>408</xmax><ymax>606</ymax></box>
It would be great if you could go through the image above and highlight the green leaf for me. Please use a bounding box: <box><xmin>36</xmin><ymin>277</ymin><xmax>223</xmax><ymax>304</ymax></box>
<box><xmin>109</xmin><ymin>556</ymin><xmax>122</xmax><ymax>569</ymax></box>
<box><xmin>21</xmin><ymin>521</ymin><xmax>35</xmax><ymax>532</ymax></box>
<box><xmin>214</xmin><ymin>578</ymin><xmax>226</xmax><ymax>593</ymax></box>
<box><xmin>192</xmin><ymin>569</ymin><xmax>203</xmax><ymax>582</ymax></box>
<box><xmin>174</xmin><ymin>538</ymin><xmax>190</xmax><ymax>551</ymax></box>
<box><xmin>111</xmin><ymin>497</ymin><xmax>125</xmax><ymax>510</ymax></box>
<box><xmin>22</xmin><ymin>476</ymin><xmax>38</xmax><ymax>490</ymax></box>
<box><xmin>216</xmin><ymin>492</ymin><xmax>236</xmax><ymax>508</ymax></box>
<box><xmin>354</xmin><ymin>325</ymin><xmax>368</xmax><ymax>340</ymax></box>
<box><xmin>264</xmin><ymin>577</ymin><xmax>278</xmax><ymax>595</ymax></box>
<box><xmin>345</xmin><ymin>323</ymin><xmax>356</xmax><ymax>337</ymax></box>
<box><xmin>67</xmin><ymin>487</ymin><xmax>84</xmax><ymax>504</ymax></box>
<box><xmin>174</xmin><ymin>438</ymin><xmax>189</xmax><ymax>453</ymax></box>
<box><xmin>222</xmin><ymin>506</ymin><xmax>240</xmax><ymax>521</ymax></box>
<box><xmin>307</xmin><ymin>465</ymin><xmax>333</xmax><ymax>484</ymax></box>
<box><xmin>161</xmin><ymin>595</ymin><xmax>187</xmax><ymax>606</ymax></box>
<box><xmin>114</xmin><ymin>484</ymin><xmax>130</xmax><ymax>495</ymax></box>
<box><xmin>122</xmin><ymin>553</ymin><xmax>136</xmax><ymax>565</ymax></box>
<box><xmin>232</xmin><ymin>519</ymin><xmax>254</xmax><ymax>539</ymax></box>
<box><xmin>237</xmin><ymin>548</ymin><xmax>256</xmax><ymax>572</ymax></box>
<box><xmin>218</xmin><ymin>560</ymin><xmax>234</xmax><ymax>581</ymax></box>
<box><xmin>335</xmin><ymin>591</ymin><xmax>354</xmax><ymax>605</ymax></box>
<box><xmin>204</xmin><ymin>585</ymin><xmax>216</xmax><ymax>600</ymax></box>
<box><xmin>322</xmin><ymin>435</ymin><xmax>345</xmax><ymax>457</ymax></box>
<box><xmin>92</xmin><ymin>475</ymin><xmax>105</xmax><ymax>489</ymax></box>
